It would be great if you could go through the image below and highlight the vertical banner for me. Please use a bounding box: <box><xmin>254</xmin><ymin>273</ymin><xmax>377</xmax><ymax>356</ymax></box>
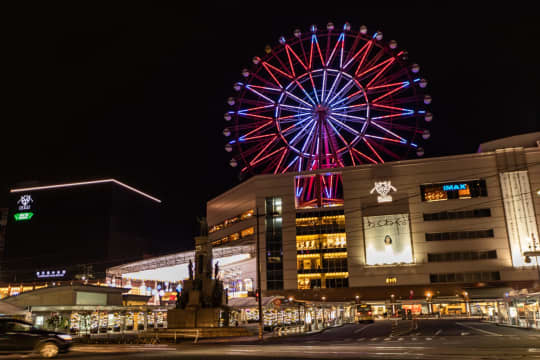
<box><xmin>363</xmin><ymin>214</ymin><xmax>414</xmax><ymax>265</ymax></box>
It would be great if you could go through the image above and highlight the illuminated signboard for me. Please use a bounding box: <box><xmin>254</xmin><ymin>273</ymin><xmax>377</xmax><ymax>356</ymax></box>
<box><xmin>14</xmin><ymin>212</ymin><xmax>34</xmax><ymax>221</ymax></box>
<box><xmin>370</xmin><ymin>181</ymin><xmax>397</xmax><ymax>203</ymax></box>
<box><xmin>14</xmin><ymin>194</ymin><xmax>35</xmax><ymax>221</ymax></box>
<box><xmin>36</xmin><ymin>270</ymin><xmax>66</xmax><ymax>278</ymax></box>
<box><xmin>421</xmin><ymin>180</ymin><xmax>487</xmax><ymax>202</ymax></box>
<box><xmin>363</xmin><ymin>214</ymin><xmax>414</xmax><ymax>265</ymax></box>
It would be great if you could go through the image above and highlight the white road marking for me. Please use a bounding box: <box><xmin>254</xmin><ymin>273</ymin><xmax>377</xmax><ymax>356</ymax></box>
<box><xmin>384</xmin><ymin>337</ymin><xmax>392</xmax><ymax>341</ymax></box>
<box><xmin>398</xmin><ymin>337</ymin><xmax>404</xmax><ymax>341</ymax></box>
<box><xmin>370</xmin><ymin>337</ymin><xmax>379</xmax><ymax>341</ymax></box>
<box><xmin>356</xmin><ymin>337</ymin><xmax>365</xmax><ymax>342</ymax></box>
<box><xmin>456</xmin><ymin>322</ymin><xmax>503</xmax><ymax>336</ymax></box>
<box><xmin>461</xmin><ymin>331</ymin><xmax>470</xmax><ymax>336</ymax></box>
<box><xmin>425</xmin><ymin>337</ymin><xmax>432</xmax><ymax>341</ymax></box>
<box><xmin>354</xmin><ymin>324</ymin><xmax>371</xmax><ymax>334</ymax></box>
<box><xmin>434</xmin><ymin>329</ymin><xmax>443</xmax><ymax>336</ymax></box>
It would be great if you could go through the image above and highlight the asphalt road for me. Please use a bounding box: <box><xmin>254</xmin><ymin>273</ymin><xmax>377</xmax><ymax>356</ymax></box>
<box><xmin>2</xmin><ymin>320</ymin><xmax>539</xmax><ymax>359</ymax></box>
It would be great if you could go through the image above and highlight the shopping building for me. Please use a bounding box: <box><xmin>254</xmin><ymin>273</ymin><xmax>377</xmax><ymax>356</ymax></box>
<box><xmin>207</xmin><ymin>133</ymin><xmax>540</xmax><ymax>317</ymax></box>
<box><xmin>1</xmin><ymin>179</ymin><xmax>162</xmax><ymax>288</ymax></box>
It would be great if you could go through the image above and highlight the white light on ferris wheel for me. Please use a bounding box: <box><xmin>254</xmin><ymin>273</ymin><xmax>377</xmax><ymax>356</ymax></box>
<box><xmin>233</xmin><ymin>82</ymin><xmax>243</xmax><ymax>91</ymax></box>
<box><xmin>294</xmin><ymin>29</ymin><xmax>302</xmax><ymax>38</ymax></box>
<box><xmin>419</xmin><ymin>78</ymin><xmax>428</xmax><ymax>88</ymax></box>
<box><xmin>252</xmin><ymin>56</ymin><xmax>261</xmax><ymax>65</ymax></box>
<box><xmin>389</xmin><ymin>40</ymin><xmax>398</xmax><ymax>49</ymax></box>
<box><xmin>423</xmin><ymin>95</ymin><xmax>432</xmax><ymax>105</ymax></box>
<box><xmin>424</xmin><ymin>112</ymin><xmax>433</xmax><ymax>122</ymax></box>
<box><xmin>343</xmin><ymin>22</ymin><xmax>351</xmax><ymax>31</ymax></box>
<box><xmin>411</xmin><ymin>63</ymin><xmax>420</xmax><ymax>73</ymax></box>
<box><xmin>223</xmin><ymin>128</ymin><xmax>231</xmax><ymax>137</ymax></box>
<box><xmin>375</xmin><ymin>31</ymin><xmax>383</xmax><ymax>40</ymax></box>
<box><xmin>310</xmin><ymin>24</ymin><xmax>317</xmax><ymax>33</ymax></box>
<box><xmin>422</xmin><ymin>129</ymin><xmax>431</xmax><ymax>140</ymax></box>
<box><xmin>360</xmin><ymin>25</ymin><xmax>368</xmax><ymax>34</ymax></box>
<box><xmin>278</xmin><ymin>36</ymin><xmax>286</xmax><ymax>45</ymax></box>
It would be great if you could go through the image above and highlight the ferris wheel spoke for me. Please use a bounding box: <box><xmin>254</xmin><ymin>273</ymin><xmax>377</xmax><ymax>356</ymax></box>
<box><xmin>282</xmin><ymin>155</ymin><xmax>300</xmax><ymax>173</ymax></box>
<box><xmin>309</xmin><ymin>73</ymin><xmax>320</xmax><ymax>104</ymax></box>
<box><xmin>343</xmin><ymin>39</ymin><xmax>373</xmax><ymax>70</ymax></box>
<box><xmin>283</xmin><ymin>90</ymin><xmax>313</xmax><ymax>108</ymax></box>
<box><xmin>365</xmin><ymin>58</ymin><xmax>397</xmax><ymax>89</ymax></box>
<box><xmin>237</xmin><ymin>104</ymin><xmax>275</xmax><ymax>114</ymax></box>
<box><xmin>280</xmin><ymin>116</ymin><xmax>314</xmax><ymax>135</ymax></box>
<box><xmin>278</xmin><ymin>104</ymin><xmax>312</xmax><ymax>112</ymax></box>
<box><xmin>323</xmin><ymin>71</ymin><xmax>342</xmax><ymax>104</ymax></box>
<box><xmin>364</xmin><ymin>134</ymin><xmax>404</xmax><ymax>144</ymax></box>
<box><xmin>371</xmin><ymin>82</ymin><xmax>410</xmax><ymax>103</ymax></box>
<box><xmin>238</xmin><ymin>120</ymin><xmax>274</xmax><ymax>140</ymax></box>
<box><xmin>371</xmin><ymin>110</ymin><xmax>414</xmax><ymax>121</ymax></box>
<box><xmin>246</xmin><ymin>84</ymin><xmax>282</xmax><ymax>93</ymax></box>
<box><xmin>352</xmin><ymin>147</ymin><xmax>377</xmax><ymax>164</ymax></box>
<box><xmin>262</xmin><ymin>61</ymin><xmax>292</xmax><ymax>88</ymax></box>
<box><xmin>294</xmin><ymin>80</ymin><xmax>317</xmax><ymax>105</ymax></box>
<box><xmin>327</xmin><ymin>78</ymin><xmax>354</xmax><ymax>105</ymax></box>
<box><xmin>311</xmin><ymin>34</ymin><xmax>326</xmax><ymax>68</ymax></box>
<box><xmin>328</xmin><ymin>116</ymin><xmax>361</xmax><ymax>137</ymax></box>
<box><xmin>250</xmin><ymin>145</ymin><xmax>286</xmax><ymax>167</ymax></box>
<box><xmin>300</xmin><ymin>121</ymin><xmax>318</xmax><ymax>154</ymax></box>
<box><xmin>248</xmin><ymin>135</ymin><xmax>279</xmax><ymax>164</ymax></box>
<box><xmin>287</xmin><ymin>119</ymin><xmax>316</xmax><ymax>148</ymax></box>
<box><xmin>363</xmin><ymin>137</ymin><xmax>384</xmax><ymax>163</ymax></box>
<box><xmin>273</xmin><ymin>147</ymin><xmax>289</xmax><ymax>174</ymax></box>
<box><xmin>245</xmin><ymin>85</ymin><xmax>276</xmax><ymax>104</ymax></box>
<box><xmin>369</xmin><ymin>121</ymin><xmax>407</xmax><ymax>142</ymax></box>
<box><xmin>326</xmin><ymin>119</ymin><xmax>354</xmax><ymax>150</ymax></box>
<box><xmin>321</xmin><ymin>69</ymin><xmax>327</xmax><ymax>103</ymax></box>
<box><xmin>356</xmin><ymin>57</ymin><xmax>394</xmax><ymax>82</ymax></box>
<box><xmin>331</xmin><ymin>103</ymin><xmax>368</xmax><ymax>112</ymax></box>
<box><xmin>326</xmin><ymin>33</ymin><xmax>344</xmax><ymax>67</ymax></box>
<box><xmin>330</xmin><ymin>112</ymin><xmax>367</xmax><ymax>123</ymax></box>
<box><xmin>285</xmin><ymin>44</ymin><xmax>308</xmax><ymax>72</ymax></box>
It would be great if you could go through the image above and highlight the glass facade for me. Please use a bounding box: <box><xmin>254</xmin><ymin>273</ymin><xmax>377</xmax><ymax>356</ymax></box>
<box><xmin>296</xmin><ymin>209</ymin><xmax>348</xmax><ymax>289</ymax></box>
<box><xmin>295</xmin><ymin>173</ymin><xmax>344</xmax><ymax>209</ymax></box>
<box><xmin>265</xmin><ymin>198</ymin><xmax>283</xmax><ymax>290</ymax></box>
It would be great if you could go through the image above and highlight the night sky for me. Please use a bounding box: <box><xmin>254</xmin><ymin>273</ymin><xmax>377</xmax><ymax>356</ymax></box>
<box><xmin>3</xmin><ymin>3</ymin><xmax>539</xmax><ymax>253</ymax></box>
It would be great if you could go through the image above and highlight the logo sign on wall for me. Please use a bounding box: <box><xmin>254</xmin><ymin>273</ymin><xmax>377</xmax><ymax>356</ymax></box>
<box><xmin>17</xmin><ymin>195</ymin><xmax>33</xmax><ymax>211</ymax></box>
<box><xmin>370</xmin><ymin>181</ymin><xmax>397</xmax><ymax>203</ymax></box>
<box><xmin>14</xmin><ymin>194</ymin><xmax>34</xmax><ymax>221</ymax></box>
<box><xmin>363</xmin><ymin>214</ymin><xmax>414</xmax><ymax>265</ymax></box>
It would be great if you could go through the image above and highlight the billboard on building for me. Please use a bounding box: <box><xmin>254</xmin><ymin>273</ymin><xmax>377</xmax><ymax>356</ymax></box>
<box><xmin>363</xmin><ymin>214</ymin><xmax>414</xmax><ymax>265</ymax></box>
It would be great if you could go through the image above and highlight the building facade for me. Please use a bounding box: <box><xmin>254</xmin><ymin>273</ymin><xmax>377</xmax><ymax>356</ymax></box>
<box><xmin>2</xmin><ymin>179</ymin><xmax>162</xmax><ymax>285</ymax></box>
<box><xmin>207</xmin><ymin>134</ymin><xmax>540</xmax><ymax>313</ymax></box>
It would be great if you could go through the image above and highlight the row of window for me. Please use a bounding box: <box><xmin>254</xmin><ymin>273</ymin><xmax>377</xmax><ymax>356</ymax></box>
<box><xmin>297</xmin><ymin>277</ymin><xmax>349</xmax><ymax>289</ymax></box>
<box><xmin>423</xmin><ymin>208</ymin><xmax>491</xmax><ymax>221</ymax></box>
<box><xmin>211</xmin><ymin>227</ymin><xmax>254</xmax><ymax>246</ymax></box>
<box><xmin>209</xmin><ymin>209</ymin><xmax>254</xmax><ymax>234</ymax></box>
<box><xmin>430</xmin><ymin>271</ymin><xmax>500</xmax><ymax>283</ymax></box>
<box><xmin>297</xmin><ymin>258</ymin><xmax>348</xmax><ymax>273</ymax></box>
<box><xmin>427</xmin><ymin>250</ymin><xmax>497</xmax><ymax>262</ymax></box>
<box><xmin>425</xmin><ymin>229</ymin><xmax>494</xmax><ymax>241</ymax></box>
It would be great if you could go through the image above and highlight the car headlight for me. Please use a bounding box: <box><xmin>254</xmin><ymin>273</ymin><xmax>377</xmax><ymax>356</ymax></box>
<box><xmin>57</xmin><ymin>334</ymin><xmax>72</xmax><ymax>341</ymax></box>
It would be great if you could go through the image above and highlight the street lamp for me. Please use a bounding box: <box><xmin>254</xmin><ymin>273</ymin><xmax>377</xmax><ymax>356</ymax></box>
<box><xmin>322</xmin><ymin>296</ymin><xmax>327</xmax><ymax>328</ymax></box>
<box><xmin>425</xmin><ymin>291</ymin><xmax>433</xmax><ymax>315</ymax></box>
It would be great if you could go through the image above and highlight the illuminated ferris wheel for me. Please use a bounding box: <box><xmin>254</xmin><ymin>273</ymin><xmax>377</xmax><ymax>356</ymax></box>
<box><xmin>223</xmin><ymin>22</ymin><xmax>432</xmax><ymax>175</ymax></box>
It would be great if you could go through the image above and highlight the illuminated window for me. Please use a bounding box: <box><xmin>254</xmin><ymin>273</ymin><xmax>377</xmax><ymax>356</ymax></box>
<box><xmin>209</xmin><ymin>209</ymin><xmax>255</xmax><ymax>233</ymax></box>
<box><xmin>240</xmin><ymin>227</ymin><xmax>254</xmax><ymax>238</ymax></box>
<box><xmin>295</xmin><ymin>173</ymin><xmax>344</xmax><ymax>209</ymax></box>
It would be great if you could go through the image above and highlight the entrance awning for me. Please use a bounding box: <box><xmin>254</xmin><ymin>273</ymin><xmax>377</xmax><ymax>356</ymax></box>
<box><xmin>464</xmin><ymin>287</ymin><xmax>513</xmax><ymax>299</ymax></box>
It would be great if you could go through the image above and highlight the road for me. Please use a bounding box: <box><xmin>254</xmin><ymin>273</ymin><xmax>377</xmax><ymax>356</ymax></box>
<box><xmin>2</xmin><ymin>320</ymin><xmax>539</xmax><ymax>359</ymax></box>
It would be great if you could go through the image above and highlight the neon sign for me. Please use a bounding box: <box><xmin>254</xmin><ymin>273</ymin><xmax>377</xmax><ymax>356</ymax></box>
<box><xmin>14</xmin><ymin>212</ymin><xmax>34</xmax><ymax>221</ymax></box>
<box><xmin>442</xmin><ymin>184</ymin><xmax>467</xmax><ymax>191</ymax></box>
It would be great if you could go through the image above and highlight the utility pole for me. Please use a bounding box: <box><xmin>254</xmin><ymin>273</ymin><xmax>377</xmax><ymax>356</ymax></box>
<box><xmin>256</xmin><ymin>207</ymin><xmax>264</xmax><ymax>341</ymax></box>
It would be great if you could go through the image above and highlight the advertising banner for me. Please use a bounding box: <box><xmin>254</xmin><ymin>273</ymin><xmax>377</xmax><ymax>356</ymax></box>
<box><xmin>363</xmin><ymin>214</ymin><xmax>413</xmax><ymax>265</ymax></box>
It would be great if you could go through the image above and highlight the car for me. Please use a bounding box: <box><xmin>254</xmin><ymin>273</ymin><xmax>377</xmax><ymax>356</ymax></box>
<box><xmin>0</xmin><ymin>318</ymin><xmax>72</xmax><ymax>358</ymax></box>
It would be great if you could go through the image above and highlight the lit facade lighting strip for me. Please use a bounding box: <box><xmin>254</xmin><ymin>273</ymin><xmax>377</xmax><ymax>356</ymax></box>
<box><xmin>10</xmin><ymin>179</ymin><xmax>161</xmax><ymax>203</ymax></box>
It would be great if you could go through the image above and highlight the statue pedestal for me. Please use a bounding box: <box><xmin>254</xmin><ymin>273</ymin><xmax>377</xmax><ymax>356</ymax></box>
<box><xmin>167</xmin><ymin>307</ymin><xmax>225</xmax><ymax>328</ymax></box>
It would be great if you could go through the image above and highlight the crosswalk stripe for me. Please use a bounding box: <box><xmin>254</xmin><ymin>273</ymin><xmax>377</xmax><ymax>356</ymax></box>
<box><xmin>357</xmin><ymin>337</ymin><xmax>365</xmax><ymax>342</ymax></box>
<box><xmin>426</xmin><ymin>337</ymin><xmax>432</xmax><ymax>341</ymax></box>
<box><xmin>370</xmin><ymin>337</ymin><xmax>379</xmax><ymax>341</ymax></box>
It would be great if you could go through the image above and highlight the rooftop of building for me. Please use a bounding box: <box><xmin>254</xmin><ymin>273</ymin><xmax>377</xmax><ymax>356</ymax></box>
<box><xmin>478</xmin><ymin>132</ymin><xmax>540</xmax><ymax>153</ymax></box>
<box><xmin>10</xmin><ymin>178</ymin><xmax>161</xmax><ymax>203</ymax></box>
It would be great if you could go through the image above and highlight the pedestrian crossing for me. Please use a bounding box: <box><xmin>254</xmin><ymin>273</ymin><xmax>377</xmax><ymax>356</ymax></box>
<box><xmin>303</xmin><ymin>334</ymin><xmax>540</xmax><ymax>344</ymax></box>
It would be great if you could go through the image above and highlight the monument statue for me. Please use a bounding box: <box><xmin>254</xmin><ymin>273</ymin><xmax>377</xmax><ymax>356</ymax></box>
<box><xmin>214</xmin><ymin>261</ymin><xmax>220</xmax><ymax>279</ymax></box>
<box><xmin>188</xmin><ymin>259</ymin><xmax>193</xmax><ymax>280</ymax></box>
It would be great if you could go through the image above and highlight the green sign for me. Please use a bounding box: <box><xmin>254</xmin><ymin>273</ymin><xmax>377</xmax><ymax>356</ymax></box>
<box><xmin>14</xmin><ymin>212</ymin><xmax>34</xmax><ymax>221</ymax></box>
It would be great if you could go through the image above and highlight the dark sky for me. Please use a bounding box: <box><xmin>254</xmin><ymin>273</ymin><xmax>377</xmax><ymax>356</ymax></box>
<box><xmin>3</xmin><ymin>3</ymin><xmax>539</xmax><ymax>252</ymax></box>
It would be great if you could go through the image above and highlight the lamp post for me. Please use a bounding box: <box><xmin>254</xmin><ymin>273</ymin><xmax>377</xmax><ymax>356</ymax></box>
<box><xmin>255</xmin><ymin>207</ymin><xmax>263</xmax><ymax>341</ymax></box>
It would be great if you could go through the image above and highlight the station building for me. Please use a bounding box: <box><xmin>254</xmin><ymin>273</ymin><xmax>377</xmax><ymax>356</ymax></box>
<box><xmin>207</xmin><ymin>132</ymin><xmax>540</xmax><ymax>317</ymax></box>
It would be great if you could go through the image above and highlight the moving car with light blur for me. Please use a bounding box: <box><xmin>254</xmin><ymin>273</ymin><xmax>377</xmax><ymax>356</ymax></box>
<box><xmin>356</xmin><ymin>304</ymin><xmax>375</xmax><ymax>323</ymax></box>
<box><xmin>0</xmin><ymin>318</ymin><xmax>72</xmax><ymax>358</ymax></box>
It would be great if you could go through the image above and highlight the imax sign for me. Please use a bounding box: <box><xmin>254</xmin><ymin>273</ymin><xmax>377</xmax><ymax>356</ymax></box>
<box><xmin>442</xmin><ymin>184</ymin><xmax>467</xmax><ymax>191</ymax></box>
